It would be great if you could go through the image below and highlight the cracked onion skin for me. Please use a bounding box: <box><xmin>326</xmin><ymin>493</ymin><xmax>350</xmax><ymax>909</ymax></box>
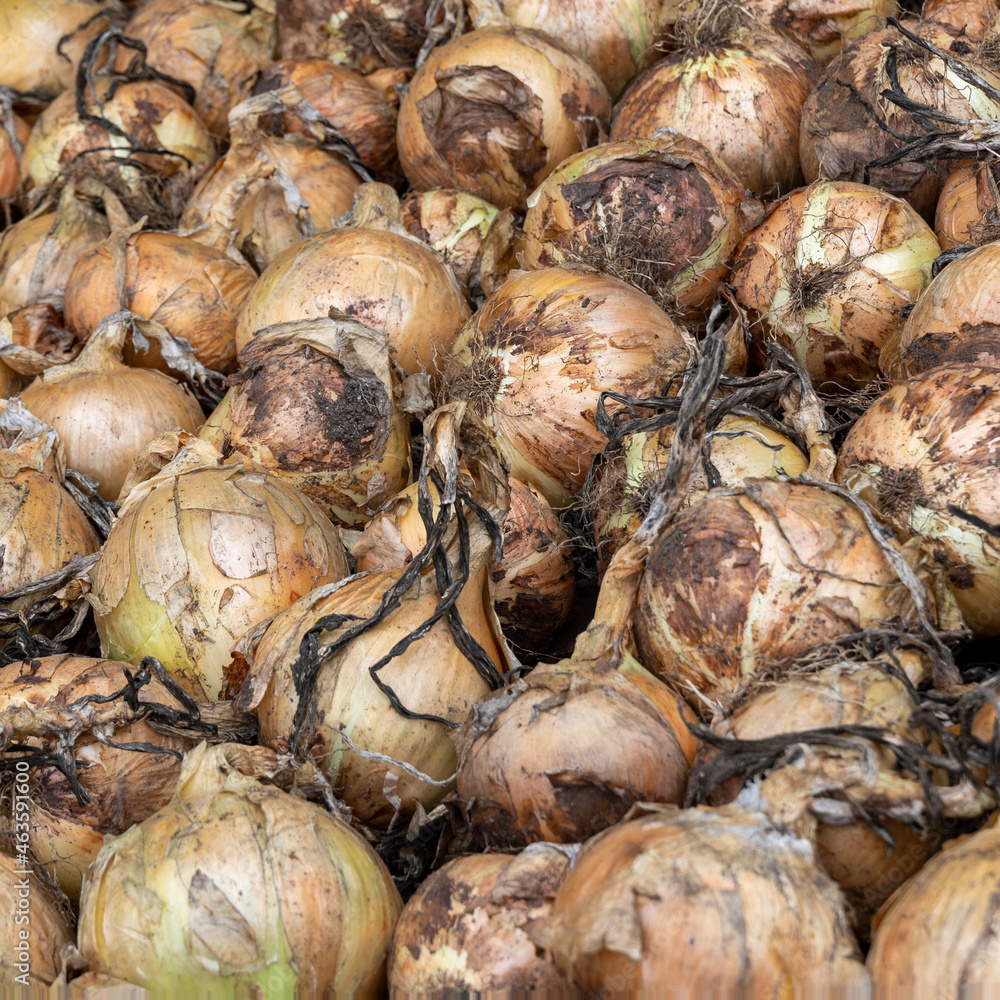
<box><xmin>633</xmin><ymin>478</ymin><xmax>926</xmax><ymax>708</ymax></box>
<box><xmin>836</xmin><ymin>363</ymin><xmax>1000</xmax><ymax>636</ymax></box>
<box><xmin>396</xmin><ymin>25</ymin><xmax>612</xmax><ymax>211</ymax></box>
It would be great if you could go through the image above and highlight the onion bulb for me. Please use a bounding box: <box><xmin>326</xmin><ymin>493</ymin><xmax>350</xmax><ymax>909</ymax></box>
<box><xmin>590</xmin><ymin>413</ymin><xmax>809</xmax><ymax>573</ymax></box>
<box><xmin>200</xmin><ymin>316</ymin><xmax>411</xmax><ymax>526</ymax></box>
<box><xmin>234</xmin><ymin>183</ymin><xmax>470</xmax><ymax>376</ymax></box>
<box><xmin>528</xmin><ymin>804</ymin><xmax>869</xmax><ymax>994</ymax></box>
<box><xmin>610</xmin><ymin>16</ymin><xmax>819</xmax><ymax>197</ymax></box>
<box><xmin>836</xmin><ymin>363</ymin><xmax>1000</xmax><ymax>636</ymax></box>
<box><xmin>116</xmin><ymin>0</ymin><xmax>276</xmax><ymax>137</ymax></box>
<box><xmin>444</xmin><ymin>267</ymin><xmax>692</xmax><ymax>509</ymax></box>
<box><xmin>934</xmin><ymin>160</ymin><xmax>1000</xmax><ymax>249</ymax></box>
<box><xmin>730</xmin><ymin>180</ymin><xmax>940</xmax><ymax>390</ymax></box>
<box><xmin>0</xmin><ymin>111</ymin><xmax>28</xmax><ymax>200</ymax></box>
<box><xmin>922</xmin><ymin>0</ymin><xmax>999</xmax><ymax>38</ymax></box>
<box><xmin>396</xmin><ymin>26</ymin><xmax>612</xmax><ymax>210</ymax></box>
<box><xmin>388</xmin><ymin>845</ymin><xmax>571</xmax><ymax>995</ymax></box>
<box><xmin>0</xmin><ymin>854</ymin><xmax>72</xmax><ymax>991</ymax></box>
<box><xmin>633</xmin><ymin>478</ymin><xmax>938</xmax><ymax>708</ymax></box>
<box><xmin>520</xmin><ymin>134</ymin><xmax>762</xmax><ymax>321</ymax></box>
<box><xmin>17</xmin><ymin>312</ymin><xmax>205</xmax><ymax>500</ymax></box>
<box><xmin>78</xmin><ymin>742</ymin><xmax>402</xmax><ymax>997</ymax></box>
<box><xmin>881</xmin><ymin>241</ymin><xmax>1000</xmax><ymax>377</ymax></box>
<box><xmin>90</xmin><ymin>437</ymin><xmax>350</xmax><ymax>700</ymax></box>
<box><xmin>63</xmin><ymin>229</ymin><xmax>256</xmax><ymax>373</ymax></box>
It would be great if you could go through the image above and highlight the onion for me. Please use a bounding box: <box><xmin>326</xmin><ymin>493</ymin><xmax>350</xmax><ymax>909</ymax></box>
<box><xmin>444</xmin><ymin>267</ymin><xmax>692</xmax><ymax>509</ymax></box>
<box><xmin>836</xmin><ymin>363</ymin><xmax>1000</xmax><ymax>636</ymax></box>
<box><xmin>396</xmin><ymin>25</ymin><xmax>612</xmax><ymax>211</ymax></box>
<box><xmin>590</xmin><ymin>413</ymin><xmax>809</xmax><ymax>573</ymax></box>
<box><xmin>520</xmin><ymin>134</ymin><xmax>762</xmax><ymax>322</ymax></box>
<box><xmin>730</xmin><ymin>180</ymin><xmax>940</xmax><ymax>390</ymax></box>
<box><xmin>0</xmin><ymin>0</ymin><xmax>109</xmax><ymax>97</ymax></box>
<box><xmin>116</xmin><ymin>0</ymin><xmax>276</xmax><ymax>137</ymax></box>
<box><xmin>78</xmin><ymin>742</ymin><xmax>402</xmax><ymax>997</ymax></box>
<box><xmin>610</xmin><ymin>17</ymin><xmax>819</xmax><ymax>197</ymax></box>
<box><xmin>179</xmin><ymin>86</ymin><xmax>363</xmax><ymax>269</ymax></box>
<box><xmin>0</xmin><ymin>306</ymin><xmax>84</xmax><ymax>401</ymax></box>
<box><xmin>63</xmin><ymin>229</ymin><xmax>257</xmax><ymax>373</ymax></box>
<box><xmin>528</xmin><ymin>804</ymin><xmax>869</xmax><ymax>994</ymax></box>
<box><xmin>17</xmin><ymin>312</ymin><xmax>205</xmax><ymax>500</ymax></box>
<box><xmin>234</xmin><ymin>183</ymin><xmax>470</xmax><ymax>377</ymax></box>
<box><xmin>200</xmin><ymin>316</ymin><xmax>411</xmax><ymax>526</ymax></box>
<box><xmin>633</xmin><ymin>478</ymin><xmax>938</xmax><ymax>708</ymax></box>
<box><xmin>922</xmin><ymin>0</ymin><xmax>999</xmax><ymax>38</ymax></box>
<box><xmin>934</xmin><ymin>160</ymin><xmax>1000</xmax><ymax>248</ymax></box>
<box><xmin>388</xmin><ymin>845</ymin><xmax>571</xmax><ymax>994</ymax></box>
<box><xmin>90</xmin><ymin>437</ymin><xmax>351</xmax><ymax>700</ymax></box>
<box><xmin>800</xmin><ymin>20</ymin><xmax>1000</xmax><ymax>218</ymax></box>
<box><xmin>881</xmin><ymin>241</ymin><xmax>1000</xmax><ymax>377</ymax></box>
<box><xmin>0</xmin><ymin>855</ymin><xmax>72</xmax><ymax>991</ymax></box>
<box><xmin>0</xmin><ymin>110</ymin><xmax>28</xmax><ymax>200</ymax></box>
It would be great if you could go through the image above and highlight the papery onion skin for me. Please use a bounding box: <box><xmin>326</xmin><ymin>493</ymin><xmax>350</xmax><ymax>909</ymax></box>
<box><xmin>633</xmin><ymin>479</ymin><xmax>924</xmax><ymax>707</ymax></box>
<box><xmin>610</xmin><ymin>26</ymin><xmax>819</xmax><ymax>197</ymax></box>
<box><xmin>881</xmin><ymin>241</ymin><xmax>1000</xmax><ymax>377</ymax></box>
<box><xmin>77</xmin><ymin>742</ymin><xmax>402</xmax><ymax>998</ymax></box>
<box><xmin>396</xmin><ymin>26</ymin><xmax>612</xmax><ymax>211</ymax></box>
<box><xmin>922</xmin><ymin>0</ymin><xmax>999</xmax><ymax>38</ymax></box>
<box><xmin>387</xmin><ymin>847</ymin><xmax>571</xmax><ymax>995</ymax></box>
<box><xmin>63</xmin><ymin>231</ymin><xmax>256</xmax><ymax>373</ymax></box>
<box><xmin>520</xmin><ymin>135</ymin><xmax>761</xmax><ymax>321</ymax></box>
<box><xmin>0</xmin><ymin>113</ymin><xmax>28</xmax><ymax>200</ymax></box>
<box><xmin>731</xmin><ymin>180</ymin><xmax>940</xmax><ymax>390</ymax></box>
<box><xmin>836</xmin><ymin>363</ymin><xmax>1000</xmax><ymax>636</ymax></box>
<box><xmin>529</xmin><ymin>805</ymin><xmax>869</xmax><ymax>995</ymax></box>
<box><xmin>934</xmin><ymin>160</ymin><xmax>1000</xmax><ymax>249</ymax></box>
<box><xmin>234</xmin><ymin>228</ymin><xmax>470</xmax><ymax>376</ymax></box>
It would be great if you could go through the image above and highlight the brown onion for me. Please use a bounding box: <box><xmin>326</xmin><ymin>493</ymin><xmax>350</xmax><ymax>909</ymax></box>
<box><xmin>934</xmin><ymin>160</ymin><xmax>1000</xmax><ymax>248</ymax></box>
<box><xmin>520</xmin><ymin>134</ymin><xmax>762</xmax><ymax>321</ymax></box>
<box><xmin>396</xmin><ymin>26</ymin><xmax>611</xmax><ymax>211</ymax></box>
<box><xmin>17</xmin><ymin>312</ymin><xmax>205</xmax><ymax>499</ymax></box>
<box><xmin>0</xmin><ymin>110</ymin><xmax>28</xmax><ymax>200</ymax></box>
<box><xmin>731</xmin><ymin>180</ymin><xmax>940</xmax><ymax>390</ymax></box>
<box><xmin>116</xmin><ymin>0</ymin><xmax>276</xmax><ymax>137</ymax></box>
<box><xmin>63</xmin><ymin>228</ymin><xmax>256</xmax><ymax>373</ymax></box>
<box><xmin>388</xmin><ymin>846</ymin><xmax>571</xmax><ymax>995</ymax></box>
<box><xmin>611</xmin><ymin>18</ymin><xmax>819</xmax><ymax>197</ymax></box>
<box><xmin>922</xmin><ymin>0</ymin><xmax>999</xmax><ymax>38</ymax></box>
<box><xmin>836</xmin><ymin>363</ymin><xmax>1000</xmax><ymax>636</ymax></box>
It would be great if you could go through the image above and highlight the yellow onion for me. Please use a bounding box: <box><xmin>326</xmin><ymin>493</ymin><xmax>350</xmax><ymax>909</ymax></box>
<box><xmin>529</xmin><ymin>804</ymin><xmax>869</xmax><ymax>994</ymax></box>
<box><xmin>0</xmin><ymin>854</ymin><xmax>72</xmax><ymax>991</ymax></box>
<box><xmin>800</xmin><ymin>21</ymin><xmax>1000</xmax><ymax>218</ymax></box>
<box><xmin>63</xmin><ymin>229</ymin><xmax>256</xmax><ymax>373</ymax></box>
<box><xmin>633</xmin><ymin>478</ymin><xmax>935</xmax><ymax>707</ymax></box>
<box><xmin>396</xmin><ymin>26</ymin><xmax>612</xmax><ymax>211</ymax></box>
<box><xmin>200</xmin><ymin>316</ymin><xmax>410</xmax><ymax>526</ymax></box>
<box><xmin>444</xmin><ymin>267</ymin><xmax>692</xmax><ymax>509</ymax></box>
<box><xmin>179</xmin><ymin>86</ymin><xmax>363</xmax><ymax>269</ymax></box>
<box><xmin>0</xmin><ymin>0</ymin><xmax>109</xmax><ymax>97</ymax></box>
<box><xmin>17</xmin><ymin>313</ymin><xmax>205</xmax><ymax>500</ymax></box>
<box><xmin>0</xmin><ymin>111</ymin><xmax>28</xmax><ymax>200</ymax></box>
<box><xmin>78</xmin><ymin>742</ymin><xmax>402</xmax><ymax>997</ymax></box>
<box><xmin>234</xmin><ymin>184</ymin><xmax>470</xmax><ymax>377</ymax></box>
<box><xmin>116</xmin><ymin>0</ymin><xmax>276</xmax><ymax>137</ymax></box>
<box><xmin>867</xmin><ymin>815</ymin><xmax>1000</xmax><ymax>993</ymax></box>
<box><xmin>934</xmin><ymin>160</ymin><xmax>1000</xmax><ymax>248</ymax></box>
<box><xmin>731</xmin><ymin>180</ymin><xmax>940</xmax><ymax>390</ymax></box>
<box><xmin>590</xmin><ymin>413</ymin><xmax>809</xmax><ymax>573</ymax></box>
<box><xmin>520</xmin><ymin>134</ymin><xmax>762</xmax><ymax>321</ymax></box>
<box><xmin>21</xmin><ymin>76</ymin><xmax>217</xmax><ymax>224</ymax></box>
<box><xmin>610</xmin><ymin>19</ymin><xmax>819</xmax><ymax>197</ymax></box>
<box><xmin>0</xmin><ymin>306</ymin><xmax>85</xmax><ymax>401</ymax></box>
<box><xmin>836</xmin><ymin>363</ymin><xmax>1000</xmax><ymax>636</ymax></box>
<box><xmin>747</xmin><ymin>0</ymin><xmax>897</xmax><ymax>65</ymax></box>
<box><xmin>388</xmin><ymin>845</ymin><xmax>571</xmax><ymax>995</ymax></box>
<box><xmin>882</xmin><ymin>241</ymin><xmax>1000</xmax><ymax>377</ymax></box>
<box><xmin>90</xmin><ymin>437</ymin><xmax>350</xmax><ymax>700</ymax></box>
<box><xmin>923</xmin><ymin>0</ymin><xmax>999</xmax><ymax>37</ymax></box>
<box><xmin>0</xmin><ymin>654</ymin><xmax>198</xmax><ymax>901</ymax></box>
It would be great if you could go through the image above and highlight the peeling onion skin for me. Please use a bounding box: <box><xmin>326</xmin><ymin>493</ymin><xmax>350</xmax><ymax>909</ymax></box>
<box><xmin>529</xmin><ymin>805</ymin><xmax>869</xmax><ymax>996</ymax></box>
<box><xmin>396</xmin><ymin>26</ymin><xmax>612</xmax><ymax>211</ymax></box>
<box><xmin>881</xmin><ymin>241</ymin><xmax>1000</xmax><ymax>378</ymax></box>
<box><xmin>731</xmin><ymin>180</ymin><xmax>940</xmax><ymax>391</ymax></box>
<box><xmin>633</xmin><ymin>479</ymin><xmax>924</xmax><ymax>708</ymax></box>
<box><xmin>387</xmin><ymin>847</ymin><xmax>571</xmax><ymax>995</ymax></box>
<box><xmin>610</xmin><ymin>27</ymin><xmax>819</xmax><ymax>198</ymax></box>
<box><xmin>835</xmin><ymin>363</ymin><xmax>1000</xmax><ymax>636</ymax></box>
